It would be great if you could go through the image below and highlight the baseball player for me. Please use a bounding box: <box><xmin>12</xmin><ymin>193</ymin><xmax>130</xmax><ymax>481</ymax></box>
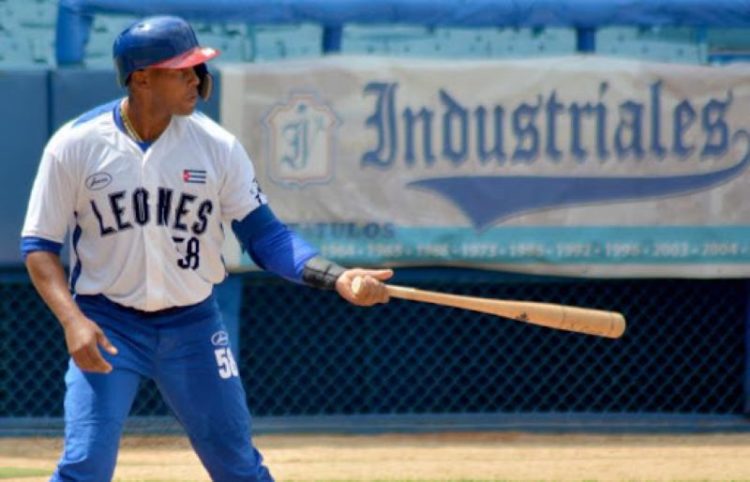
<box><xmin>21</xmin><ymin>15</ymin><xmax>392</xmax><ymax>481</ymax></box>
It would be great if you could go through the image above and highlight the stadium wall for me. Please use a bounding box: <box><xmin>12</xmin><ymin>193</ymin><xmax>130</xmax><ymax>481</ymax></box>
<box><xmin>2</xmin><ymin>0</ymin><xmax>750</xmax><ymax>435</ymax></box>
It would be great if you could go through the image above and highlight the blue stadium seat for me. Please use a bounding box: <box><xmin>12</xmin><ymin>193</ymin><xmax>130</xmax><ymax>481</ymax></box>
<box><xmin>189</xmin><ymin>31</ymin><xmax>248</xmax><ymax>62</ymax></box>
<box><xmin>0</xmin><ymin>35</ymin><xmax>34</xmax><ymax>66</ymax></box>
<box><xmin>597</xmin><ymin>27</ymin><xmax>707</xmax><ymax>64</ymax></box>
<box><xmin>488</xmin><ymin>28</ymin><xmax>577</xmax><ymax>58</ymax></box>
<box><xmin>85</xmin><ymin>15</ymin><xmax>139</xmax><ymax>67</ymax></box>
<box><xmin>706</xmin><ymin>28</ymin><xmax>750</xmax><ymax>63</ymax></box>
<box><xmin>29</xmin><ymin>35</ymin><xmax>53</xmax><ymax>64</ymax></box>
<box><xmin>341</xmin><ymin>25</ymin><xmax>576</xmax><ymax>59</ymax></box>
<box><xmin>0</xmin><ymin>0</ymin><xmax>54</xmax><ymax>66</ymax></box>
<box><xmin>0</xmin><ymin>1</ymin><xmax>19</xmax><ymax>33</ymax></box>
<box><xmin>85</xmin><ymin>17</ymin><xmax>318</xmax><ymax>64</ymax></box>
<box><xmin>249</xmin><ymin>24</ymin><xmax>322</xmax><ymax>61</ymax></box>
<box><xmin>341</xmin><ymin>24</ymin><xmax>431</xmax><ymax>55</ymax></box>
<box><xmin>13</xmin><ymin>0</ymin><xmax>55</xmax><ymax>29</ymax></box>
<box><xmin>4</xmin><ymin>1</ymin><xmax>750</xmax><ymax>67</ymax></box>
<box><xmin>707</xmin><ymin>28</ymin><xmax>750</xmax><ymax>50</ymax></box>
<box><xmin>220</xmin><ymin>22</ymin><xmax>250</xmax><ymax>38</ymax></box>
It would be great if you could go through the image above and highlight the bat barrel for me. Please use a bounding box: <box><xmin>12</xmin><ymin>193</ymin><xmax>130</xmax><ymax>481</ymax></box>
<box><xmin>541</xmin><ymin>305</ymin><xmax>626</xmax><ymax>339</ymax></box>
<box><xmin>384</xmin><ymin>284</ymin><xmax>626</xmax><ymax>339</ymax></box>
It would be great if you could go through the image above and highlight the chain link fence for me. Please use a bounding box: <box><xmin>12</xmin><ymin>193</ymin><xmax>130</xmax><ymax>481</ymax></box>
<box><xmin>239</xmin><ymin>274</ymin><xmax>746</xmax><ymax>416</ymax></box>
<box><xmin>1</xmin><ymin>269</ymin><xmax>747</xmax><ymax>433</ymax></box>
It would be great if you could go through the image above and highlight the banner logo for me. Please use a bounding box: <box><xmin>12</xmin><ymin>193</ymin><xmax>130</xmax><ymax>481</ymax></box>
<box><xmin>263</xmin><ymin>92</ymin><xmax>341</xmax><ymax>187</ymax></box>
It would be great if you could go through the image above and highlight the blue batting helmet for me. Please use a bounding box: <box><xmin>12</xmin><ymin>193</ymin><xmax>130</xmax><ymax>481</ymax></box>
<box><xmin>113</xmin><ymin>16</ymin><xmax>220</xmax><ymax>99</ymax></box>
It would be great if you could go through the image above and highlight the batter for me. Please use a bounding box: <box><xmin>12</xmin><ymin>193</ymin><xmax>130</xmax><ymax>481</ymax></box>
<box><xmin>21</xmin><ymin>15</ymin><xmax>392</xmax><ymax>481</ymax></box>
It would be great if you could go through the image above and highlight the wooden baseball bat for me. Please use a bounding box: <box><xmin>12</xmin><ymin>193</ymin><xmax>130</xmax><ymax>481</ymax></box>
<box><xmin>352</xmin><ymin>278</ymin><xmax>626</xmax><ymax>339</ymax></box>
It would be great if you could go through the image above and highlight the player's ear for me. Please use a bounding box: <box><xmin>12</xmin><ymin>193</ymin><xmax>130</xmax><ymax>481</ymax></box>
<box><xmin>128</xmin><ymin>69</ymin><xmax>150</xmax><ymax>90</ymax></box>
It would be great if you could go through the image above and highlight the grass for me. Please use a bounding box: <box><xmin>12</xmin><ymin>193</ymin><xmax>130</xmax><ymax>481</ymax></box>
<box><xmin>0</xmin><ymin>467</ymin><xmax>49</xmax><ymax>479</ymax></box>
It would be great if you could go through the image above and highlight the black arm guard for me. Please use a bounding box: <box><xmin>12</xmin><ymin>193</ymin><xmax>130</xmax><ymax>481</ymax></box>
<box><xmin>302</xmin><ymin>256</ymin><xmax>346</xmax><ymax>290</ymax></box>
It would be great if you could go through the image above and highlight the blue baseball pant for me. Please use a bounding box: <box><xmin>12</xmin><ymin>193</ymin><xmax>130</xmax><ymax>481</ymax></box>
<box><xmin>50</xmin><ymin>294</ymin><xmax>273</xmax><ymax>482</ymax></box>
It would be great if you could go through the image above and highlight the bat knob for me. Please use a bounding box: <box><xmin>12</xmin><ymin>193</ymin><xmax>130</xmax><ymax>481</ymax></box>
<box><xmin>351</xmin><ymin>276</ymin><xmax>364</xmax><ymax>296</ymax></box>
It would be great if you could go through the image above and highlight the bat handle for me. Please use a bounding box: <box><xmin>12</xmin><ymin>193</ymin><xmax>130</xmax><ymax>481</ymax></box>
<box><xmin>351</xmin><ymin>276</ymin><xmax>391</xmax><ymax>297</ymax></box>
<box><xmin>351</xmin><ymin>276</ymin><xmax>364</xmax><ymax>295</ymax></box>
<box><xmin>352</xmin><ymin>276</ymin><xmax>412</xmax><ymax>294</ymax></box>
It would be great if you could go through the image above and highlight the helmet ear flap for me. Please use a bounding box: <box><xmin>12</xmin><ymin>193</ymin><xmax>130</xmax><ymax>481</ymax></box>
<box><xmin>199</xmin><ymin>73</ymin><xmax>213</xmax><ymax>101</ymax></box>
<box><xmin>194</xmin><ymin>63</ymin><xmax>213</xmax><ymax>100</ymax></box>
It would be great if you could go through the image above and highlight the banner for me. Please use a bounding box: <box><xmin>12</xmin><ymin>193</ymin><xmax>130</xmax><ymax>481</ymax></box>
<box><xmin>219</xmin><ymin>56</ymin><xmax>750</xmax><ymax>277</ymax></box>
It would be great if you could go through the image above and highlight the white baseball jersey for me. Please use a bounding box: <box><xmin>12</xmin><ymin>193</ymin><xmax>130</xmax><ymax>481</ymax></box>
<box><xmin>22</xmin><ymin>99</ymin><xmax>267</xmax><ymax>311</ymax></box>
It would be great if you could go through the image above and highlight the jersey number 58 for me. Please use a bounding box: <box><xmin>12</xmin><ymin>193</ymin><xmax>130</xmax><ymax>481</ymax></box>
<box><xmin>214</xmin><ymin>348</ymin><xmax>239</xmax><ymax>379</ymax></box>
<box><xmin>172</xmin><ymin>236</ymin><xmax>201</xmax><ymax>269</ymax></box>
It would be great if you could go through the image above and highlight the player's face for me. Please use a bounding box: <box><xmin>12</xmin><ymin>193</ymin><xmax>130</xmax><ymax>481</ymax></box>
<box><xmin>148</xmin><ymin>67</ymin><xmax>201</xmax><ymax>116</ymax></box>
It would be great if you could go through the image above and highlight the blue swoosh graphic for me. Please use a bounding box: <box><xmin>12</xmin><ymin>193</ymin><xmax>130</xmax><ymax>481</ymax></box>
<box><xmin>409</xmin><ymin>130</ymin><xmax>750</xmax><ymax>229</ymax></box>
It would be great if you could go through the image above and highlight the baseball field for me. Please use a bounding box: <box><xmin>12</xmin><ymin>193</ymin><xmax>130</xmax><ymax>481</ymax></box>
<box><xmin>2</xmin><ymin>432</ymin><xmax>750</xmax><ymax>481</ymax></box>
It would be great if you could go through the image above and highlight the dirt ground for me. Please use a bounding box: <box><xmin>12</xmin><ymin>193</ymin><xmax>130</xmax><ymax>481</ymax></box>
<box><xmin>2</xmin><ymin>432</ymin><xmax>750</xmax><ymax>481</ymax></box>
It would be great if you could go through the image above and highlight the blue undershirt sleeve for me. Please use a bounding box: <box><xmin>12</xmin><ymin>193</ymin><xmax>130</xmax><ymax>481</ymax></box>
<box><xmin>230</xmin><ymin>205</ymin><xmax>318</xmax><ymax>283</ymax></box>
<box><xmin>20</xmin><ymin>236</ymin><xmax>63</xmax><ymax>259</ymax></box>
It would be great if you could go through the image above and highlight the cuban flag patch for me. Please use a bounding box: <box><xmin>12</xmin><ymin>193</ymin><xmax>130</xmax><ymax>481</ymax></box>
<box><xmin>183</xmin><ymin>169</ymin><xmax>207</xmax><ymax>184</ymax></box>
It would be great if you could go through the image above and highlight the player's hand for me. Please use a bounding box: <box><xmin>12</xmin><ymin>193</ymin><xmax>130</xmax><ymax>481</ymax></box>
<box><xmin>62</xmin><ymin>316</ymin><xmax>118</xmax><ymax>373</ymax></box>
<box><xmin>336</xmin><ymin>268</ymin><xmax>393</xmax><ymax>306</ymax></box>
